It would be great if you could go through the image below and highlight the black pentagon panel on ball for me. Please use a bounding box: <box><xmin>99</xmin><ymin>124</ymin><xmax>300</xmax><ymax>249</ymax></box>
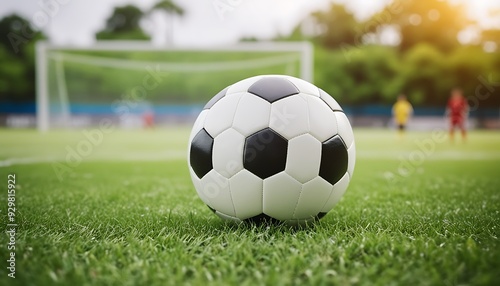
<box><xmin>248</xmin><ymin>77</ymin><xmax>300</xmax><ymax>103</ymax></box>
<box><xmin>190</xmin><ymin>128</ymin><xmax>214</xmax><ymax>178</ymax></box>
<box><xmin>244</xmin><ymin>128</ymin><xmax>288</xmax><ymax>179</ymax></box>
<box><xmin>319</xmin><ymin>135</ymin><xmax>348</xmax><ymax>185</ymax></box>
<box><xmin>207</xmin><ymin>205</ymin><xmax>216</xmax><ymax>213</ymax></box>
<box><xmin>243</xmin><ymin>213</ymin><xmax>282</xmax><ymax>225</ymax></box>
<box><xmin>204</xmin><ymin>86</ymin><xmax>229</xmax><ymax>109</ymax></box>
<box><xmin>315</xmin><ymin>212</ymin><xmax>328</xmax><ymax>220</ymax></box>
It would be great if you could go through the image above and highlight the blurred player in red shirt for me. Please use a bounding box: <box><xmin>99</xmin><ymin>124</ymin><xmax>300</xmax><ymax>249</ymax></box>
<box><xmin>142</xmin><ymin>110</ymin><xmax>155</xmax><ymax>129</ymax></box>
<box><xmin>446</xmin><ymin>88</ymin><xmax>469</xmax><ymax>142</ymax></box>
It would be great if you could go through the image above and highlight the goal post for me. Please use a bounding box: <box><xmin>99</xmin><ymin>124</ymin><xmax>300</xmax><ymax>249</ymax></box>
<box><xmin>35</xmin><ymin>40</ymin><xmax>314</xmax><ymax>132</ymax></box>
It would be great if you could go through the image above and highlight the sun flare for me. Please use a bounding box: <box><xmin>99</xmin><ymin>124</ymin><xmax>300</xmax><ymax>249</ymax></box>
<box><xmin>455</xmin><ymin>0</ymin><xmax>500</xmax><ymax>27</ymax></box>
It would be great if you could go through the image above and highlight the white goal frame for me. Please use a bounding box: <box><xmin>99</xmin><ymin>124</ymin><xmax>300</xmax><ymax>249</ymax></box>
<box><xmin>35</xmin><ymin>40</ymin><xmax>314</xmax><ymax>132</ymax></box>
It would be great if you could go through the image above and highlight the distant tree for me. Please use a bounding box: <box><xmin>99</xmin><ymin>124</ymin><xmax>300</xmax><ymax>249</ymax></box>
<box><xmin>0</xmin><ymin>14</ymin><xmax>44</xmax><ymax>56</ymax></box>
<box><xmin>445</xmin><ymin>46</ymin><xmax>498</xmax><ymax>108</ymax></box>
<box><xmin>370</xmin><ymin>0</ymin><xmax>472</xmax><ymax>52</ymax></box>
<box><xmin>149</xmin><ymin>0</ymin><xmax>185</xmax><ymax>46</ymax></box>
<box><xmin>96</xmin><ymin>5</ymin><xmax>150</xmax><ymax>40</ymax></box>
<box><xmin>0</xmin><ymin>14</ymin><xmax>45</xmax><ymax>102</ymax></box>
<box><xmin>396</xmin><ymin>43</ymin><xmax>449</xmax><ymax>105</ymax></box>
<box><xmin>310</xmin><ymin>4</ymin><xmax>360</xmax><ymax>49</ymax></box>
<box><xmin>314</xmin><ymin>45</ymin><xmax>401</xmax><ymax>105</ymax></box>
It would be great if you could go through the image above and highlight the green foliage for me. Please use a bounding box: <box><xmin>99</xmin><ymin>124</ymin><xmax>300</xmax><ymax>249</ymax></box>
<box><xmin>149</xmin><ymin>0</ymin><xmax>185</xmax><ymax>46</ymax></box>
<box><xmin>0</xmin><ymin>14</ymin><xmax>43</xmax><ymax>57</ymax></box>
<box><xmin>0</xmin><ymin>14</ymin><xmax>45</xmax><ymax>102</ymax></box>
<box><xmin>313</xmin><ymin>42</ymin><xmax>500</xmax><ymax>106</ymax></box>
<box><xmin>150</xmin><ymin>0</ymin><xmax>185</xmax><ymax>16</ymax></box>
<box><xmin>0</xmin><ymin>45</ymin><xmax>28</xmax><ymax>95</ymax></box>
<box><xmin>311</xmin><ymin>4</ymin><xmax>360</xmax><ymax>49</ymax></box>
<box><xmin>0</xmin><ymin>128</ymin><xmax>499</xmax><ymax>285</ymax></box>
<box><xmin>398</xmin><ymin>43</ymin><xmax>448</xmax><ymax>105</ymax></box>
<box><xmin>95</xmin><ymin>29</ymin><xmax>150</xmax><ymax>41</ymax></box>
<box><xmin>282</xmin><ymin>1</ymin><xmax>499</xmax><ymax>107</ymax></box>
<box><xmin>95</xmin><ymin>5</ymin><xmax>150</xmax><ymax>40</ymax></box>
<box><xmin>445</xmin><ymin>46</ymin><xmax>489</xmax><ymax>98</ymax></box>
<box><xmin>315</xmin><ymin>45</ymin><xmax>401</xmax><ymax>105</ymax></box>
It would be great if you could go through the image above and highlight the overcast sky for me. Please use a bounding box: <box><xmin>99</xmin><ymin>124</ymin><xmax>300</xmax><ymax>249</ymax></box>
<box><xmin>1</xmin><ymin>0</ymin><xmax>499</xmax><ymax>47</ymax></box>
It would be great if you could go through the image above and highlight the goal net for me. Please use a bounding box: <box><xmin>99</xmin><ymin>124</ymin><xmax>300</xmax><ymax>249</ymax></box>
<box><xmin>36</xmin><ymin>41</ymin><xmax>313</xmax><ymax>131</ymax></box>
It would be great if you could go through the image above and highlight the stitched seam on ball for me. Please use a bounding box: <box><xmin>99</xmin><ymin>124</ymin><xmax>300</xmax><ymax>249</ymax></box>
<box><xmin>305</xmin><ymin>95</ymin><xmax>311</xmax><ymax>137</ymax></box>
<box><xmin>267</xmin><ymin>101</ymin><xmax>273</xmax><ymax>130</ymax></box>
<box><xmin>216</xmin><ymin>93</ymin><xmax>242</xmax><ymax>218</ymax></box>
<box><xmin>334</xmin><ymin>111</ymin><xmax>340</xmax><ymax>137</ymax></box>
<box><xmin>302</xmin><ymin>176</ymin><xmax>317</xmax><ymax>185</ymax></box>
<box><xmin>288</xmin><ymin>131</ymin><xmax>312</xmax><ymax>141</ymax></box>
<box><xmin>291</xmin><ymin>174</ymin><xmax>319</xmax><ymax>219</ymax></box>
<box><xmin>261</xmin><ymin>178</ymin><xmax>264</xmax><ymax>216</ymax></box>
<box><xmin>229</xmin><ymin>168</ymin><xmax>245</xmax><ymax>180</ymax></box>
<box><xmin>230</xmin><ymin>93</ymin><xmax>245</xmax><ymax>128</ymax></box>
<box><xmin>291</xmin><ymin>183</ymin><xmax>305</xmax><ymax>219</ymax></box>
<box><xmin>226</xmin><ymin>168</ymin><xmax>245</xmax><ymax>217</ymax></box>
<box><xmin>300</xmin><ymin>91</ymin><xmax>320</xmax><ymax>97</ymax></box>
<box><xmin>228</xmin><ymin>182</ymin><xmax>238</xmax><ymax>219</ymax></box>
<box><xmin>319</xmin><ymin>185</ymin><xmax>335</xmax><ymax>213</ymax></box>
<box><xmin>228</xmin><ymin>169</ymin><xmax>244</xmax><ymax>218</ymax></box>
<box><xmin>216</xmin><ymin>210</ymin><xmax>240</xmax><ymax>222</ymax></box>
<box><xmin>319</xmin><ymin>173</ymin><xmax>347</xmax><ymax>212</ymax></box>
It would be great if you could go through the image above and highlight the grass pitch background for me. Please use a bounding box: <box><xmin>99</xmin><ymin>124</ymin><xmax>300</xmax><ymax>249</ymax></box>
<box><xmin>0</xmin><ymin>128</ymin><xmax>499</xmax><ymax>285</ymax></box>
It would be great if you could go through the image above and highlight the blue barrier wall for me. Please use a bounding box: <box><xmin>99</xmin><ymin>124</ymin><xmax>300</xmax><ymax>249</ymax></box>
<box><xmin>1</xmin><ymin>102</ymin><xmax>498</xmax><ymax>118</ymax></box>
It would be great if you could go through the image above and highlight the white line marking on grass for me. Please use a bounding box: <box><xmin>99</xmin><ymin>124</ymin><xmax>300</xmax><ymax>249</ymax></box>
<box><xmin>357</xmin><ymin>151</ymin><xmax>500</xmax><ymax>160</ymax></box>
<box><xmin>0</xmin><ymin>151</ymin><xmax>186</xmax><ymax>167</ymax></box>
<box><xmin>0</xmin><ymin>156</ymin><xmax>59</xmax><ymax>167</ymax></box>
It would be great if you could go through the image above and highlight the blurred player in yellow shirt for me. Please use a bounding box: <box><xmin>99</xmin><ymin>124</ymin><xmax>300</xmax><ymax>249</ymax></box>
<box><xmin>392</xmin><ymin>94</ymin><xmax>413</xmax><ymax>138</ymax></box>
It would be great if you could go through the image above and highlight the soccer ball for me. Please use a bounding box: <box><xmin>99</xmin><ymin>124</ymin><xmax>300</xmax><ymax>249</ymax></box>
<box><xmin>188</xmin><ymin>75</ymin><xmax>355</xmax><ymax>224</ymax></box>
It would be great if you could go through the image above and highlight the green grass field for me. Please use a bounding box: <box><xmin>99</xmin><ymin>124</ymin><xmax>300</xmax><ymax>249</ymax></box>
<box><xmin>0</xmin><ymin>128</ymin><xmax>499</xmax><ymax>286</ymax></box>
